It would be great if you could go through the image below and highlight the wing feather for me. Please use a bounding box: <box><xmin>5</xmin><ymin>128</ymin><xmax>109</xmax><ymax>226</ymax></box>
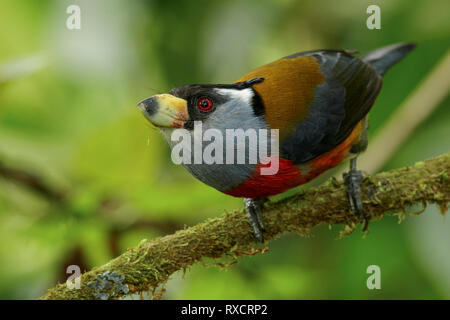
<box><xmin>281</xmin><ymin>50</ymin><xmax>382</xmax><ymax>163</ymax></box>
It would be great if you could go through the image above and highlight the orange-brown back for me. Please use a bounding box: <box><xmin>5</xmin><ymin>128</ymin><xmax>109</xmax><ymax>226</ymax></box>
<box><xmin>235</xmin><ymin>56</ymin><xmax>325</xmax><ymax>140</ymax></box>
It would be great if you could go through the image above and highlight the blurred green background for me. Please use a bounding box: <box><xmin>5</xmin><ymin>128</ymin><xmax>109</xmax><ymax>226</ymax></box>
<box><xmin>0</xmin><ymin>0</ymin><xmax>449</xmax><ymax>299</ymax></box>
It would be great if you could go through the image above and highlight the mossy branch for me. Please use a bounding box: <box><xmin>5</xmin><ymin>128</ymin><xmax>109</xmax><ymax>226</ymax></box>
<box><xmin>40</xmin><ymin>154</ymin><xmax>450</xmax><ymax>300</ymax></box>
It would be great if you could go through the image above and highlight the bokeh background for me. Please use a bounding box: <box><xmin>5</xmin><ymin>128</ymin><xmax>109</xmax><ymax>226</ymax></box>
<box><xmin>0</xmin><ymin>0</ymin><xmax>449</xmax><ymax>299</ymax></box>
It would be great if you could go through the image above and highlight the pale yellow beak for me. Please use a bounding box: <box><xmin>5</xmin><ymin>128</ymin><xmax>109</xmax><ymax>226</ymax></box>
<box><xmin>137</xmin><ymin>94</ymin><xmax>189</xmax><ymax>128</ymax></box>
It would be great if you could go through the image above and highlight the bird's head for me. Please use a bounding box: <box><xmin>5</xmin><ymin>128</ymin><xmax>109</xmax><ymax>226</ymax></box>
<box><xmin>137</xmin><ymin>78</ymin><xmax>266</xmax><ymax>137</ymax></box>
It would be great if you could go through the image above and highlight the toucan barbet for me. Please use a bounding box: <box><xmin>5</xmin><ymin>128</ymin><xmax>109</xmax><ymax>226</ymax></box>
<box><xmin>137</xmin><ymin>43</ymin><xmax>416</xmax><ymax>241</ymax></box>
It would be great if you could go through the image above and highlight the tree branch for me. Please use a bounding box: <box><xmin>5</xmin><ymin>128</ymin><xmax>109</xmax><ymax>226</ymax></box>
<box><xmin>0</xmin><ymin>160</ymin><xmax>66</xmax><ymax>203</ymax></box>
<box><xmin>40</xmin><ymin>154</ymin><xmax>450</xmax><ymax>300</ymax></box>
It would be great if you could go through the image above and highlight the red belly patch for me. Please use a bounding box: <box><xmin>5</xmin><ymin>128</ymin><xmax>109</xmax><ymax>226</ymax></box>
<box><xmin>224</xmin><ymin>157</ymin><xmax>306</xmax><ymax>199</ymax></box>
<box><xmin>224</xmin><ymin>121</ymin><xmax>363</xmax><ymax>198</ymax></box>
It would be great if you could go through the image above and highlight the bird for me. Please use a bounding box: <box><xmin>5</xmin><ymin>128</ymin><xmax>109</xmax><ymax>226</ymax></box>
<box><xmin>137</xmin><ymin>43</ymin><xmax>416</xmax><ymax>242</ymax></box>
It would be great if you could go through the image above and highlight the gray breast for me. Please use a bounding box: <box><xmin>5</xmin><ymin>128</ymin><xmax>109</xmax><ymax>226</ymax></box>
<box><xmin>183</xmin><ymin>162</ymin><xmax>256</xmax><ymax>191</ymax></box>
<box><xmin>160</xmin><ymin>93</ymin><xmax>269</xmax><ymax>192</ymax></box>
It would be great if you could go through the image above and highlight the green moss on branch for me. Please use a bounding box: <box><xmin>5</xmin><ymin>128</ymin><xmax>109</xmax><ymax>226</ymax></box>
<box><xmin>40</xmin><ymin>153</ymin><xmax>450</xmax><ymax>300</ymax></box>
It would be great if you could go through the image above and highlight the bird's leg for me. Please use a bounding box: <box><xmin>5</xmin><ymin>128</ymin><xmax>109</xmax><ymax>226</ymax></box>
<box><xmin>343</xmin><ymin>157</ymin><xmax>368</xmax><ymax>230</ymax></box>
<box><xmin>244</xmin><ymin>198</ymin><xmax>267</xmax><ymax>242</ymax></box>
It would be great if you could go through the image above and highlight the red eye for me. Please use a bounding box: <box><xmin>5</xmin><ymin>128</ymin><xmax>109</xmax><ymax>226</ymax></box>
<box><xmin>197</xmin><ymin>98</ymin><xmax>213</xmax><ymax>111</ymax></box>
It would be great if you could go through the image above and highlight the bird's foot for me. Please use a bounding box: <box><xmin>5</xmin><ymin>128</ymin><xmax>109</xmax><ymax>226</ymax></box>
<box><xmin>244</xmin><ymin>198</ymin><xmax>267</xmax><ymax>242</ymax></box>
<box><xmin>343</xmin><ymin>158</ymin><xmax>369</xmax><ymax>231</ymax></box>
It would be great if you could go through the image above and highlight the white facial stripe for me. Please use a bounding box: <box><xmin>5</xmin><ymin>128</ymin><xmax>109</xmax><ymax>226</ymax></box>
<box><xmin>214</xmin><ymin>88</ymin><xmax>253</xmax><ymax>105</ymax></box>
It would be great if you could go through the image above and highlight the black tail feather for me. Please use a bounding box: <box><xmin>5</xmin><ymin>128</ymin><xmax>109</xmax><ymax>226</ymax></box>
<box><xmin>362</xmin><ymin>43</ymin><xmax>416</xmax><ymax>76</ymax></box>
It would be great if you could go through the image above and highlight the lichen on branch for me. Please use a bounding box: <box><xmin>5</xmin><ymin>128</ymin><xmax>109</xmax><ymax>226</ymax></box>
<box><xmin>40</xmin><ymin>153</ymin><xmax>450</xmax><ymax>300</ymax></box>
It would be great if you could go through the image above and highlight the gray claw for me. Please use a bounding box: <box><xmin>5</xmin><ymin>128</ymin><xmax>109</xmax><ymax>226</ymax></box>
<box><xmin>244</xmin><ymin>198</ymin><xmax>267</xmax><ymax>242</ymax></box>
<box><xmin>344</xmin><ymin>158</ymin><xmax>369</xmax><ymax>230</ymax></box>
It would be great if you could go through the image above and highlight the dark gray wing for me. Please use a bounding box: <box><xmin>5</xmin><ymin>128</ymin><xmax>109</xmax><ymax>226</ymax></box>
<box><xmin>280</xmin><ymin>50</ymin><xmax>382</xmax><ymax>164</ymax></box>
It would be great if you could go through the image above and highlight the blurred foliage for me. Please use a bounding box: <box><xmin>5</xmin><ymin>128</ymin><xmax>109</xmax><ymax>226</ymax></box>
<box><xmin>0</xmin><ymin>0</ymin><xmax>449</xmax><ymax>299</ymax></box>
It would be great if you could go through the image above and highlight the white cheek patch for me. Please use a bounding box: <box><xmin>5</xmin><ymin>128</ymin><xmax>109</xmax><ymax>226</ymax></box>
<box><xmin>214</xmin><ymin>88</ymin><xmax>253</xmax><ymax>106</ymax></box>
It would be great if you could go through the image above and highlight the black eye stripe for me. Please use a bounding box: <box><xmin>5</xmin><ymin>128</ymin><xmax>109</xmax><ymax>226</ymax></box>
<box><xmin>170</xmin><ymin>84</ymin><xmax>253</xmax><ymax>129</ymax></box>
